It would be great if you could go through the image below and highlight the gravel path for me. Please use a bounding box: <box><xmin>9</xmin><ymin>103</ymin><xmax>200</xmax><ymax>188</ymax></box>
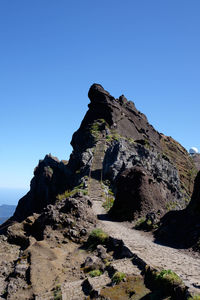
<box><xmin>92</xmin><ymin>199</ymin><xmax>200</xmax><ymax>294</ymax></box>
<box><xmin>89</xmin><ymin>140</ymin><xmax>200</xmax><ymax>295</ymax></box>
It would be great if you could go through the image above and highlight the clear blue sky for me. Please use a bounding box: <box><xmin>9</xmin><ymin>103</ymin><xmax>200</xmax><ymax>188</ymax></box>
<box><xmin>0</xmin><ymin>0</ymin><xmax>200</xmax><ymax>189</ymax></box>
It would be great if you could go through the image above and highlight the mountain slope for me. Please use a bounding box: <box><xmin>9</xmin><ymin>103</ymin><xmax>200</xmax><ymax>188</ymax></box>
<box><xmin>0</xmin><ymin>84</ymin><xmax>199</xmax><ymax>299</ymax></box>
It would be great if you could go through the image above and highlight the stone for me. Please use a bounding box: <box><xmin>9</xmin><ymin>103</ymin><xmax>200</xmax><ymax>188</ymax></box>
<box><xmin>96</xmin><ymin>245</ymin><xmax>107</xmax><ymax>259</ymax></box>
<box><xmin>109</xmin><ymin>166</ymin><xmax>180</xmax><ymax>221</ymax></box>
<box><xmin>82</xmin><ymin>256</ymin><xmax>104</xmax><ymax>271</ymax></box>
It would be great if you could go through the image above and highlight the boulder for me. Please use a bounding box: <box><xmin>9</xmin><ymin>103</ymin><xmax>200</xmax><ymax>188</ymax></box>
<box><xmin>109</xmin><ymin>166</ymin><xmax>176</xmax><ymax>221</ymax></box>
<box><xmin>155</xmin><ymin>171</ymin><xmax>200</xmax><ymax>248</ymax></box>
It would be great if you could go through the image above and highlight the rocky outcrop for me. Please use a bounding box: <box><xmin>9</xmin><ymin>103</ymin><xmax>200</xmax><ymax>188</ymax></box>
<box><xmin>109</xmin><ymin>166</ymin><xmax>180</xmax><ymax>221</ymax></box>
<box><xmin>11</xmin><ymin>154</ymin><xmax>72</xmax><ymax>222</ymax></box>
<box><xmin>155</xmin><ymin>170</ymin><xmax>200</xmax><ymax>249</ymax></box>
<box><xmin>160</xmin><ymin>134</ymin><xmax>198</xmax><ymax>196</ymax></box>
<box><xmin>61</xmin><ymin>84</ymin><xmax>197</xmax><ymax>223</ymax></box>
<box><xmin>3</xmin><ymin>83</ymin><xmax>197</xmax><ymax>227</ymax></box>
<box><xmin>192</xmin><ymin>153</ymin><xmax>200</xmax><ymax>170</ymax></box>
<box><xmin>103</xmin><ymin>139</ymin><xmax>184</xmax><ymax>220</ymax></box>
<box><xmin>188</xmin><ymin>170</ymin><xmax>200</xmax><ymax>213</ymax></box>
<box><xmin>0</xmin><ymin>83</ymin><xmax>200</xmax><ymax>298</ymax></box>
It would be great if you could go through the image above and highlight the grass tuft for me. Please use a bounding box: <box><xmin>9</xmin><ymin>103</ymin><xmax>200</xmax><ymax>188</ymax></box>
<box><xmin>112</xmin><ymin>272</ymin><xmax>126</xmax><ymax>284</ymax></box>
<box><xmin>89</xmin><ymin>269</ymin><xmax>103</xmax><ymax>277</ymax></box>
<box><xmin>86</xmin><ymin>228</ymin><xmax>109</xmax><ymax>250</ymax></box>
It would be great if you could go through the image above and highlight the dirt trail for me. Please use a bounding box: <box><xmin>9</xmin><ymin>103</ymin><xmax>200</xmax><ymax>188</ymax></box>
<box><xmin>90</xmin><ymin>140</ymin><xmax>200</xmax><ymax>295</ymax></box>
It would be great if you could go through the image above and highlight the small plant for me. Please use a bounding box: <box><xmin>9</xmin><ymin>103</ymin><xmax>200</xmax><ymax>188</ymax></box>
<box><xmin>162</xmin><ymin>153</ymin><xmax>170</xmax><ymax>161</ymax></box>
<box><xmin>105</xmin><ymin>130</ymin><xmax>124</xmax><ymax>143</ymax></box>
<box><xmin>106</xmin><ymin>135</ymin><xmax>113</xmax><ymax>141</ymax></box>
<box><xmin>112</xmin><ymin>133</ymin><xmax>121</xmax><ymax>141</ymax></box>
<box><xmin>127</xmin><ymin>137</ymin><xmax>135</xmax><ymax>144</ymax></box>
<box><xmin>154</xmin><ymin>269</ymin><xmax>182</xmax><ymax>286</ymax></box>
<box><xmin>89</xmin><ymin>269</ymin><xmax>102</xmax><ymax>277</ymax></box>
<box><xmin>135</xmin><ymin>217</ymin><xmax>146</xmax><ymax>229</ymax></box>
<box><xmin>165</xmin><ymin>201</ymin><xmax>177</xmax><ymax>212</ymax></box>
<box><xmin>90</xmin><ymin>119</ymin><xmax>107</xmax><ymax>139</ymax></box>
<box><xmin>135</xmin><ymin>216</ymin><xmax>158</xmax><ymax>231</ymax></box>
<box><xmin>101</xmin><ymin>183</ymin><xmax>115</xmax><ymax>211</ymax></box>
<box><xmin>144</xmin><ymin>138</ymin><xmax>151</xmax><ymax>149</ymax></box>
<box><xmin>111</xmin><ymin>272</ymin><xmax>126</xmax><ymax>284</ymax></box>
<box><xmin>187</xmin><ymin>295</ymin><xmax>200</xmax><ymax>300</ymax></box>
<box><xmin>53</xmin><ymin>284</ymin><xmax>62</xmax><ymax>300</ymax></box>
<box><xmin>56</xmin><ymin>182</ymin><xmax>87</xmax><ymax>201</ymax></box>
<box><xmin>102</xmin><ymin>197</ymin><xmax>114</xmax><ymax>211</ymax></box>
<box><xmin>86</xmin><ymin>228</ymin><xmax>109</xmax><ymax>250</ymax></box>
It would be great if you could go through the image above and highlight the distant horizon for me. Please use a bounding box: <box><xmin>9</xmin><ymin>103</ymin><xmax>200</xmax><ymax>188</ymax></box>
<box><xmin>0</xmin><ymin>187</ymin><xmax>28</xmax><ymax>205</ymax></box>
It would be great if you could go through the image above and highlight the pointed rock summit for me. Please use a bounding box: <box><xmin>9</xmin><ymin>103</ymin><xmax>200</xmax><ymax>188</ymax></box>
<box><xmin>4</xmin><ymin>83</ymin><xmax>197</xmax><ymax>225</ymax></box>
<box><xmin>0</xmin><ymin>83</ymin><xmax>200</xmax><ymax>298</ymax></box>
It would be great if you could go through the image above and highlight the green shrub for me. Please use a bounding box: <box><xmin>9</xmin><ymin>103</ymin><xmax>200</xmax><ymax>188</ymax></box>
<box><xmin>102</xmin><ymin>197</ymin><xmax>114</xmax><ymax>211</ymax></box>
<box><xmin>127</xmin><ymin>137</ymin><xmax>135</xmax><ymax>144</ymax></box>
<box><xmin>106</xmin><ymin>135</ymin><xmax>113</xmax><ymax>141</ymax></box>
<box><xmin>90</xmin><ymin>119</ymin><xmax>107</xmax><ymax>139</ymax></box>
<box><xmin>86</xmin><ymin>228</ymin><xmax>109</xmax><ymax>250</ymax></box>
<box><xmin>154</xmin><ymin>269</ymin><xmax>182</xmax><ymax>286</ymax></box>
<box><xmin>135</xmin><ymin>217</ymin><xmax>146</xmax><ymax>229</ymax></box>
<box><xmin>53</xmin><ymin>284</ymin><xmax>62</xmax><ymax>300</ymax></box>
<box><xmin>89</xmin><ymin>269</ymin><xmax>103</xmax><ymax>277</ymax></box>
<box><xmin>112</xmin><ymin>272</ymin><xmax>126</xmax><ymax>284</ymax></box>
<box><xmin>135</xmin><ymin>217</ymin><xmax>158</xmax><ymax>231</ymax></box>
<box><xmin>56</xmin><ymin>183</ymin><xmax>87</xmax><ymax>201</ymax></box>
<box><xmin>188</xmin><ymin>295</ymin><xmax>200</xmax><ymax>300</ymax></box>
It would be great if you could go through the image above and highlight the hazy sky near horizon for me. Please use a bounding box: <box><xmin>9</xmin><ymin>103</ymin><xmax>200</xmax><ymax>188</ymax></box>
<box><xmin>0</xmin><ymin>0</ymin><xmax>200</xmax><ymax>189</ymax></box>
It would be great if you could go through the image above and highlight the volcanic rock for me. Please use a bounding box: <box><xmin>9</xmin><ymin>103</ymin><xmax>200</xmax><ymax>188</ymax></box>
<box><xmin>11</xmin><ymin>154</ymin><xmax>72</xmax><ymax>222</ymax></box>
<box><xmin>192</xmin><ymin>153</ymin><xmax>200</xmax><ymax>170</ymax></box>
<box><xmin>0</xmin><ymin>83</ymin><xmax>199</xmax><ymax>298</ymax></box>
<box><xmin>155</xmin><ymin>170</ymin><xmax>200</xmax><ymax>248</ymax></box>
<box><xmin>109</xmin><ymin>166</ymin><xmax>170</xmax><ymax>220</ymax></box>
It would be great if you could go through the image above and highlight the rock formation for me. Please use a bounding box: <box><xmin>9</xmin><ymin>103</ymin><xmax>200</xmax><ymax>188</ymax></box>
<box><xmin>6</xmin><ymin>83</ymin><xmax>196</xmax><ymax>224</ymax></box>
<box><xmin>0</xmin><ymin>83</ymin><xmax>199</xmax><ymax>299</ymax></box>
<box><xmin>192</xmin><ymin>153</ymin><xmax>200</xmax><ymax>170</ymax></box>
<box><xmin>156</xmin><ymin>170</ymin><xmax>200</xmax><ymax>249</ymax></box>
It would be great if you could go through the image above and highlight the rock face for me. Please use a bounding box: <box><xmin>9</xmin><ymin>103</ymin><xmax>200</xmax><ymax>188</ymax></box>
<box><xmin>0</xmin><ymin>83</ymin><xmax>199</xmax><ymax>298</ymax></box>
<box><xmin>12</xmin><ymin>154</ymin><xmax>72</xmax><ymax>222</ymax></box>
<box><xmin>160</xmin><ymin>135</ymin><xmax>198</xmax><ymax>196</ymax></box>
<box><xmin>86</xmin><ymin>84</ymin><xmax>162</xmax><ymax>147</ymax></box>
<box><xmin>6</xmin><ymin>83</ymin><xmax>196</xmax><ymax>225</ymax></box>
<box><xmin>155</xmin><ymin>170</ymin><xmax>200</xmax><ymax>249</ymax></box>
<box><xmin>109</xmin><ymin>166</ymin><xmax>180</xmax><ymax>221</ymax></box>
<box><xmin>188</xmin><ymin>170</ymin><xmax>200</xmax><ymax>213</ymax></box>
<box><xmin>103</xmin><ymin>139</ymin><xmax>185</xmax><ymax>220</ymax></box>
<box><xmin>67</xmin><ymin>83</ymin><xmax>195</xmax><ymax>221</ymax></box>
<box><xmin>192</xmin><ymin>153</ymin><xmax>200</xmax><ymax>170</ymax></box>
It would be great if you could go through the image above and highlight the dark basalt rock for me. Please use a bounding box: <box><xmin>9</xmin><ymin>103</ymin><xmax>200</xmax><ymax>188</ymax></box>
<box><xmin>187</xmin><ymin>170</ymin><xmax>200</xmax><ymax>213</ymax></box>
<box><xmin>71</xmin><ymin>84</ymin><xmax>162</xmax><ymax>157</ymax></box>
<box><xmin>109</xmin><ymin>166</ymin><xmax>179</xmax><ymax>221</ymax></box>
<box><xmin>1</xmin><ymin>83</ymin><xmax>198</xmax><ymax>250</ymax></box>
<box><xmin>69</xmin><ymin>83</ymin><xmax>196</xmax><ymax>214</ymax></box>
<box><xmin>3</xmin><ymin>154</ymin><xmax>72</xmax><ymax>224</ymax></box>
<box><xmin>155</xmin><ymin>170</ymin><xmax>200</xmax><ymax>249</ymax></box>
<box><xmin>2</xmin><ymin>83</ymin><xmax>200</xmax><ymax>300</ymax></box>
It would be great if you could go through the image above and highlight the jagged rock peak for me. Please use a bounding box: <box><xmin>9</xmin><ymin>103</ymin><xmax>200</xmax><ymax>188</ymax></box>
<box><xmin>88</xmin><ymin>83</ymin><xmax>115</xmax><ymax>103</ymax></box>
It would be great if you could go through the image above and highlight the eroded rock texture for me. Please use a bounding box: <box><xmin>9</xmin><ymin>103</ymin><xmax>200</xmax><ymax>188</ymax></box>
<box><xmin>7</xmin><ymin>83</ymin><xmax>196</xmax><ymax>225</ymax></box>
<box><xmin>155</xmin><ymin>170</ymin><xmax>200</xmax><ymax>249</ymax></box>
<box><xmin>0</xmin><ymin>83</ymin><xmax>199</xmax><ymax>298</ymax></box>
